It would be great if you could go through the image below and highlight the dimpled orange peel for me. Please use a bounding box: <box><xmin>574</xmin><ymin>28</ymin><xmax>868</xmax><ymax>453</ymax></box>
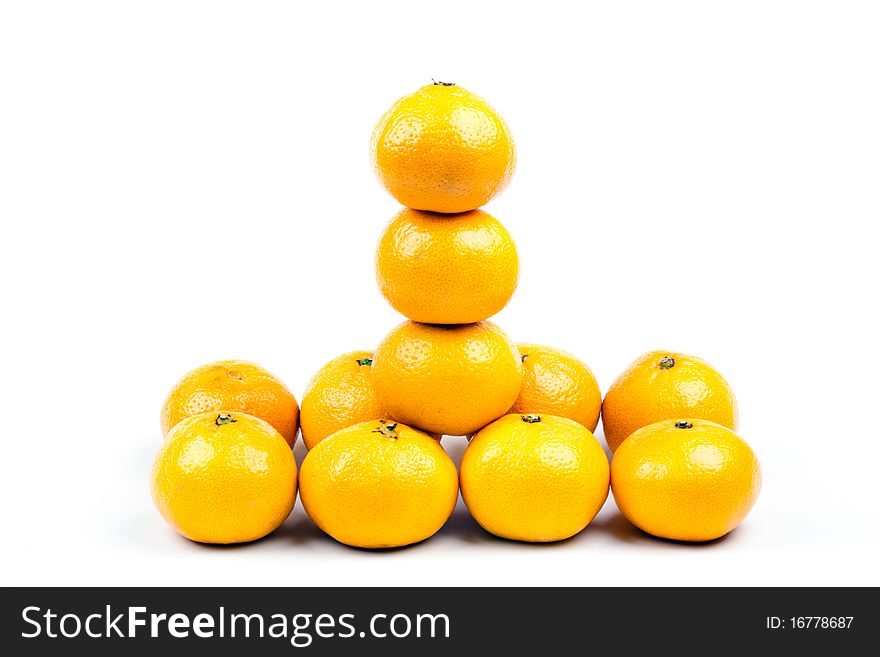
<box><xmin>151</xmin><ymin>411</ymin><xmax>298</xmax><ymax>544</ymax></box>
<box><xmin>299</xmin><ymin>420</ymin><xmax>459</xmax><ymax>548</ymax></box>
<box><xmin>510</xmin><ymin>343</ymin><xmax>602</xmax><ymax>432</ymax></box>
<box><xmin>375</xmin><ymin>207</ymin><xmax>519</xmax><ymax>324</ymax></box>
<box><xmin>371</xmin><ymin>320</ymin><xmax>523</xmax><ymax>436</ymax></box>
<box><xmin>602</xmin><ymin>351</ymin><xmax>738</xmax><ymax>452</ymax></box>
<box><xmin>460</xmin><ymin>413</ymin><xmax>610</xmax><ymax>542</ymax></box>
<box><xmin>611</xmin><ymin>418</ymin><xmax>761</xmax><ymax>542</ymax></box>
<box><xmin>299</xmin><ymin>350</ymin><xmax>389</xmax><ymax>450</ymax></box>
<box><xmin>370</xmin><ymin>81</ymin><xmax>516</xmax><ymax>213</ymax></box>
<box><xmin>161</xmin><ymin>360</ymin><xmax>299</xmax><ymax>447</ymax></box>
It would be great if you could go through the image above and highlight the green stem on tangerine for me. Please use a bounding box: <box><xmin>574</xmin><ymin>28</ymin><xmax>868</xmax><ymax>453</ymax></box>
<box><xmin>216</xmin><ymin>413</ymin><xmax>237</xmax><ymax>426</ymax></box>
<box><xmin>675</xmin><ymin>421</ymin><xmax>694</xmax><ymax>429</ymax></box>
<box><xmin>372</xmin><ymin>420</ymin><xmax>399</xmax><ymax>439</ymax></box>
<box><xmin>356</xmin><ymin>357</ymin><xmax>373</xmax><ymax>366</ymax></box>
<box><xmin>659</xmin><ymin>356</ymin><xmax>676</xmax><ymax>369</ymax></box>
<box><xmin>521</xmin><ymin>414</ymin><xmax>542</xmax><ymax>424</ymax></box>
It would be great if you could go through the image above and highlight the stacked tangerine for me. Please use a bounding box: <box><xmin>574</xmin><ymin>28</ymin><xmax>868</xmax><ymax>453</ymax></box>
<box><xmin>151</xmin><ymin>82</ymin><xmax>761</xmax><ymax>549</ymax></box>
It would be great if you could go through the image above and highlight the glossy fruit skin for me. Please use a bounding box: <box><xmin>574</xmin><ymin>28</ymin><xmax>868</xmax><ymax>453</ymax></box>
<box><xmin>510</xmin><ymin>343</ymin><xmax>601</xmax><ymax>432</ymax></box>
<box><xmin>375</xmin><ymin>208</ymin><xmax>519</xmax><ymax>324</ymax></box>
<box><xmin>370</xmin><ymin>83</ymin><xmax>516</xmax><ymax>213</ymax></box>
<box><xmin>611</xmin><ymin>419</ymin><xmax>761</xmax><ymax>542</ymax></box>
<box><xmin>151</xmin><ymin>412</ymin><xmax>297</xmax><ymax>544</ymax></box>
<box><xmin>299</xmin><ymin>420</ymin><xmax>459</xmax><ymax>548</ymax></box>
<box><xmin>300</xmin><ymin>350</ymin><xmax>389</xmax><ymax>450</ymax></box>
<box><xmin>161</xmin><ymin>360</ymin><xmax>299</xmax><ymax>447</ymax></box>
<box><xmin>460</xmin><ymin>414</ymin><xmax>610</xmax><ymax>542</ymax></box>
<box><xmin>371</xmin><ymin>321</ymin><xmax>523</xmax><ymax>436</ymax></box>
<box><xmin>602</xmin><ymin>351</ymin><xmax>737</xmax><ymax>452</ymax></box>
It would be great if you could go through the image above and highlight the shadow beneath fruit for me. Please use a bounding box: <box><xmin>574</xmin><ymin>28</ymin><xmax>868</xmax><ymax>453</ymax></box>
<box><xmin>644</xmin><ymin>528</ymin><xmax>734</xmax><ymax>548</ymax></box>
<box><xmin>342</xmin><ymin>542</ymin><xmax>429</xmax><ymax>554</ymax></box>
<box><xmin>292</xmin><ymin>439</ymin><xmax>308</xmax><ymax>468</ymax></box>
<box><xmin>589</xmin><ymin>512</ymin><xmax>734</xmax><ymax>548</ymax></box>
<box><xmin>440</xmin><ymin>502</ymin><xmax>594</xmax><ymax>548</ymax></box>
<box><xmin>273</xmin><ymin>508</ymin><xmax>327</xmax><ymax>546</ymax></box>
<box><xmin>588</xmin><ymin>512</ymin><xmax>648</xmax><ymax>544</ymax></box>
<box><xmin>591</xmin><ymin>426</ymin><xmax>614</xmax><ymax>462</ymax></box>
<box><xmin>188</xmin><ymin>533</ymin><xmax>276</xmax><ymax>551</ymax></box>
<box><xmin>439</xmin><ymin>503</ymin><xmax>492</xmax><ymax>545</ymax></box>
<box><xmin>272</xmin><ymin>506</ymin><xmax>436</xmax><ymax>554</ymax></box>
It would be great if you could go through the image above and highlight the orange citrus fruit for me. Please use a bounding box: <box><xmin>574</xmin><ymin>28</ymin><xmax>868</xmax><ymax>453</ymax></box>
<box><xmin>299</xmin><ymin>420</ymin><xmax>459</xmax><ymax>548</ymax></box>
<box><xmin>161</xmin><ymin>360</ymin><xmax>299</xmax><ymax>447</ymax></box>
<box><xmin>460</xmin><ymin>414</ymin><xmax>610</xmax><ymax>542</ymax></box>
<box><xmin>510</xmin><ymin>343</ymin><xmax>601</xmax><ymax>432</ymax></box>
<box><xmin>371</xmin><ymin>321</ymin><xmax>522</xmax><ymax>436</ymax></box>
<box><xmin>602</xmin><ymin>351</ymin><xmax>737</xmax><ymax>452</ymax></box>
<box><xmin>370</xmin><ymin>82</ymin><xmax>515</xmax><ymax>213</ymax></box>
<box><xmin>300</xmin><ymin>350</ymin><xmax>388</xmax><ymax>450</ymax></box>
<box><xmin>151</xmin><ymin>411</ymin><xmax>297</xmax><ymax>544</ymax></box>
<box><xmin>375</xmin><ymin>207</ymin><xmax>519</xmax><ymax>324</ymax></box>
<box><xmin>611</xmin><ymin>418</ymin><xmax>761</xmax><ymax>542</ymax></box>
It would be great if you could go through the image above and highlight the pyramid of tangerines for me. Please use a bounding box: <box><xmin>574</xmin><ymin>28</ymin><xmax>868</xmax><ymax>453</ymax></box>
<box><xmin>151</xmin><ymin>82</ymin><xmax>760</xmax><ymax>551</ymax></box>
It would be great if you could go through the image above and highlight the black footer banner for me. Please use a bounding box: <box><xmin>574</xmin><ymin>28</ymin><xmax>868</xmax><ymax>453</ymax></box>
<box><xmin>1</xmin><ymin>587</ymin><xmax>871</xmax><ymax>654</ymax></box>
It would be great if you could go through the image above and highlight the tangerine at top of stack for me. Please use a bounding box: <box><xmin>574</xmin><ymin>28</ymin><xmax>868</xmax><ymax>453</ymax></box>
<box><xmin>371</xmin><ymin>82</ymin><xmax>516</xmax><ymax>214</ymax></box>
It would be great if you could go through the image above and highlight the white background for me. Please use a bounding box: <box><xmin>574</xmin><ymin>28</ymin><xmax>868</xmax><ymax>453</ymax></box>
<box><xmin>2</xmin><ymin>1</ymin><xmax>878</xmax><ymax>587</ymax></box>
